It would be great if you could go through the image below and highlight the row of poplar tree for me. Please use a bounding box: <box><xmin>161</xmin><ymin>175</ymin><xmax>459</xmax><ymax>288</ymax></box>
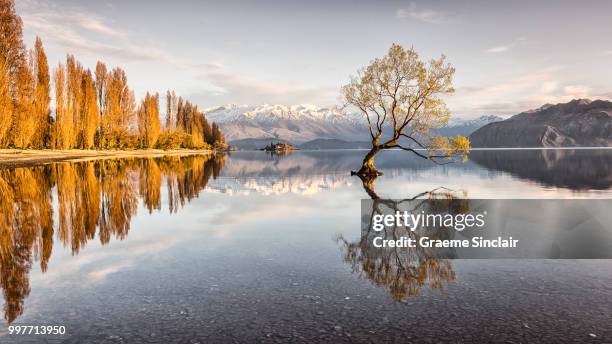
<box><xmin>0</xmin><ymin>0</ymin><xmax>225</xmax><ymax>150</ymax></box>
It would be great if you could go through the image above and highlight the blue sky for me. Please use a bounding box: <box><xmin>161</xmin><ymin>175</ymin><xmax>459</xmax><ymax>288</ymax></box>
<box><xmin>16</xmin><ymin>0</ymin><xmax>612</xmax><ymax>118</ymax></box>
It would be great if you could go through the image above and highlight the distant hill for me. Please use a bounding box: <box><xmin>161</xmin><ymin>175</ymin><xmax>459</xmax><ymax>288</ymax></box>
<box><xmin>470</xmin><ymin>99</ymin><xmax>612</xmax><ymax>147</ymax></box>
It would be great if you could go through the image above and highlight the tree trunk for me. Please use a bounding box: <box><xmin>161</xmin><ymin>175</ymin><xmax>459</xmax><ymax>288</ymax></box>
<box><xmin>356</xmin><ymin>172</ymin><xmax>379</xmax><ymax>199</ymax></box>
<box><xmin>352</xmin><ymin>145</ymin><xmax>382</xmax><ymax>179</ymax></box>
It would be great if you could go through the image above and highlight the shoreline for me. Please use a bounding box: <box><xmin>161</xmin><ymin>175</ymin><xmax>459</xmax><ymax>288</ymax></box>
<box><xmin>2</xmin><ymin>146</ymin><xmax>611</xmax><ymax>168</ymax></box>
<box><xmin>0</xmin><ymin>149</ymin><xmax>216</xmax><ymax>169</ymax></box>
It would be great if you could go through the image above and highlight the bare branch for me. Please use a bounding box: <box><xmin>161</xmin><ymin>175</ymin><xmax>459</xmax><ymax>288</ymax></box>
<box><xmin>392</xmin><ymin>144</ymin><xmax>455</xmax><ymax>165</ymax></box>
<box><xmin>399</xmin><ymin>133</ymin><xmax>426</xmax><ymax>148</ymax></box>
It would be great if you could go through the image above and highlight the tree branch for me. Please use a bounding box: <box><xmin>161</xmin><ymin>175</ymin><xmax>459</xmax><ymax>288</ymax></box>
<box><xmin>399</xmin><ymin>133</ymin><xmax>426</xmax><ymax>148</ymax></box>
<box><xmin>392</xmin><ymin>144</ymin><xmax>455</xmax><ymax>165</ymax></box>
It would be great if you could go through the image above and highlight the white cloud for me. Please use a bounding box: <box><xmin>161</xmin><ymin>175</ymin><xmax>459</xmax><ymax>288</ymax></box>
<box><xmin>24</xmin><ymin>14</ymin><xmax>172</xmax><ymax>63</ymax></box>
<box><xmin>18</xmin><ymin>0</ymin><xmax>174</xmax><ymax>65</ymax></box>
<box><xmin>485</xmin><ymin>46</ymin><xmax>510</xmax><ymax>54</ymax></box>
<box><xmin>396</xmin><ymin>3</ymin><xmax>447</xmax><ymax>24</ymax></box>
<box><xmin>88</xmin><ymin>262</ymin><xmax>133</xmax><ymax>282</ymax></box>
<box><xmin>540</xmin><ymin>81</ymin><xmax>558</xmax><ymax>93</ymax></box>
<box><xmin>563</xmin><ymin>84</ymin><xmax>591</xmax><ymax>98</ymax></box>
<box><xmin>189</xmin><ymin>63</ymin><xmax>337</xmax><ymax>106</ymax></box>
<box><xmin>18</xmin><ymin>0</ymin><xmax>336</xmax><ymax>107</ymax></box>
<box><xmin>447</xmin><ymin>65</ymin><xmax>608</xmax><ymax>116</ymax></box>
<box><xmin>75</xmin><ymin>15</ymin><xmax>126</xmax><ymax>38</ymax></box>
<box><xmin>485</xmin><ymin>37</ymin><xmax>526</xmax><ymax>54</ymax></box>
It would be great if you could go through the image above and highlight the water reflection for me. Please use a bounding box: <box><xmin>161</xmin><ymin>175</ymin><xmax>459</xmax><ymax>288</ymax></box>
<box><xmin>212</xmin><ymin>149</ymin><xmax>612</xmax><ymax>195</ymax></box>
<box><xmin>2</xmin><ymin>149</ymin><xmax>612</xmax><ymax>324</ymax></box>
<box><xmin>337</xmin><ymin>175</ymin><xmax>469</xmax><ymax>301</ymax></box>
<box><xmin>470</xmin><ymin>149</ymin><xmax>612</xmax><ymax>190</ymax></box>
<box><xmin>0</xmin><ymin>155</ymin><xmax>225</xmax><ymax>323</ymax></box>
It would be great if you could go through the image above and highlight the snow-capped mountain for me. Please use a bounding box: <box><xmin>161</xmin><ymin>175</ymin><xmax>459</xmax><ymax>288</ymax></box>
<box><xmin>447</xmin><ymin>115</ymin><xmax>504</xmax><ymax>128</ymax></box>
<box><xmin>436</xmin><ymin>115</ymin><xmax>504</xmax><ymax>137</ymax></box>
<box><xmin>203</xmin><ymin>104</ymin><xmax>503</xmax><ymax>147</ymax></box>
<box><xmin>203</xmin><ymin>104</ymin><xmax>369</xmax><ymax>144</ymax></box>
<box><xmin>205</xmin><ymin>104</ymin><xmax>364</xmax><ymax>124</ymax></box>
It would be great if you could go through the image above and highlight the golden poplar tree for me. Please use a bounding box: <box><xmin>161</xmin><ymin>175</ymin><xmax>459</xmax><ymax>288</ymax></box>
<box><xmin>31</xmin><ymin>37</ymin><xmax>50</xmax><ymax>148</ymax></box>
<box><xmin>65</xmin><ymin>55</ymin><xmax>82</xmax><ymax>148</ymax></box>
<box><xmin>175</xmin><ymin>97</ymin><xmax>184</xmax><ymax>132</ymax></box>
<box><xmin>0</xmin><ymin>0</ymin><xmax>27</xmax><ymax>148</ymax></box>
<box><xmin>0</xmin><ymin>58</ymin><xmax>11</xmax><ymax>147</ymax></box>
<box><xmin>80</xmin><ymin>71</ymin><xmax>99</xmax><ymax>149</ymax></box>
<box><xmin>165</xmin><ymin>89</ymin><xmax>177</xmax><ymax>131</ymax></box>
<box><xmin>202</xmin><ymin>116</ymin><xmax>212</xmax><ymax>144</ymax></box>
<box><xmin>106</xmin><ymin>68</ymin><xmax>136</xmax><ymax>141</ymax></box>
<box><xmin>0</xmin><ymin>1</ymin><xmax>37</xmax><ymax>149</ymax></box>
<box><xmin>53</xmin><ymin>64</ymin><xmax>74</xmax><ymax>149</ymax></box>
<box><xmin>137</xmin><ymin>92</ymin><xmax>161</xmax><ymax>148</ymax></box>
<box><xmin>94</xmin><ymin>61</ymin><xmax>109</xmax><ymax>145</ymax></box>
<box><xmin>12</xmin><ymin>61</ymin><xmax>35</xmax><ymax>148</ymax></box>
<box><xmin>94</xmin><ymin>62</ymin><xmax>107</xmax><ymax>118</ymax></box>
<box><xmin>211</xmin><ymin>122</ymin><xmax>225</xmax><ymax>147</ymax></box>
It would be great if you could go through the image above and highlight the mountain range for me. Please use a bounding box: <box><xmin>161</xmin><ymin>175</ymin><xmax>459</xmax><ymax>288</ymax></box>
<box><xmin>470</xmin><ymin>99</ymin><xmax>612</xmax><ymax>147</ymax></box>
<box><xmin>205</xmin><ymin>104</ymin><xmax>502</xmax><ymax>149</ymax></box>
<box><xmin>204</xmin><ymin>104</ymin><xmax>366</xmax><ymax>145</ymax></box>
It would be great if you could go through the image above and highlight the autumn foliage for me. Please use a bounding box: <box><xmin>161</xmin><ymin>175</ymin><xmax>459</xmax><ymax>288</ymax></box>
<box><xmin>342</xmin><ymin>43</ymin><xmax>470</xmax><ymax>178</ymax></box>
<box><xmin>0</xmin><ymin>0</ymin><xmax>225</xmax><ymax>150</ymax></box>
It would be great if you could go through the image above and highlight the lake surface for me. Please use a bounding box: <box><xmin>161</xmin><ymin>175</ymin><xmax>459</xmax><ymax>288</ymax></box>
<box><xmin>0</xmin><ymin>149</ymin><xmax>611</xmax><ymax>343</ymax></box>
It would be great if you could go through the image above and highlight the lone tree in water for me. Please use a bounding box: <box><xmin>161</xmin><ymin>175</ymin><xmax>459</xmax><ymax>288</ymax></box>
<box><xmin>342</xmin><ymin>44</ymin><xmax>470</xmax><ymax>179</ymax></box>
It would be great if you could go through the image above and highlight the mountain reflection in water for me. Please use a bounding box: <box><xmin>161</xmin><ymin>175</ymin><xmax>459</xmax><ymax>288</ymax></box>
<box><xmin>470</xmin><ymin>149</ymin><xmax>612</xmax><ymax>190</ymax></box>
<box><xmin>214</xmin><ymin>149</ymin><xmax>612</xmax><ymax>193</ymax></box>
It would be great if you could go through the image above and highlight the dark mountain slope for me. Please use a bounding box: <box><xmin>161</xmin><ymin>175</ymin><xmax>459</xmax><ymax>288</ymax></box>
<box><xmin>470</xmin><ymin>99</ymin><xmax>612</xmax><ymax>147</ymax></box>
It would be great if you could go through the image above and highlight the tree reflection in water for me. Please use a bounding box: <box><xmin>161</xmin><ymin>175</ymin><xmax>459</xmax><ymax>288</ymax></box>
<box><xmin>0</xmin><ymin>154</ymin><xmax>225</xmax><ymax>323</ymax></box>
<box><xmin>337</xmin><ymin>176</ymin><xmax>468</xmax><ymax>302</ymax></box>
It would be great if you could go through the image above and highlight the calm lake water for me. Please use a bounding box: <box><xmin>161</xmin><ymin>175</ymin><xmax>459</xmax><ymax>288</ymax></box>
<box><xmin>1</xmin><ymin>149</ymin><xmax>611</xmax><ymax>343</ymax></box>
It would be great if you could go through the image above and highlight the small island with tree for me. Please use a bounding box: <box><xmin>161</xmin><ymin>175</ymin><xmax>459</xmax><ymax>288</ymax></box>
<box><xmin>262</xmin><ymin>142</ymin><xmax>298</xmax><ymax>153</ymax></box>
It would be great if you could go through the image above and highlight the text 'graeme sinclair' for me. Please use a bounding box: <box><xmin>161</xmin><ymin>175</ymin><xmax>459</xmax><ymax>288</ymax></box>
<box><xmin>373</xmin><ymin>236</ymin><xmax>519</xmax><ymax>248</ymax></box>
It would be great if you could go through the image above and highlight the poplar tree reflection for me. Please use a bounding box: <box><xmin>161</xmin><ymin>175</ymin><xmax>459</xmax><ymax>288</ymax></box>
<box><xmin>0</xmin><ymin>154</ymin><xmax>225</xmax><ymax>323</ymax></box>
<box><xmin>0</xmin><ymin>166</ymin><xmax>53</xmax><ymax>324</ymax></box>
<box><xmin>338</xmin><ymin>176</ymin><xmax>468</xmax><ymax>301</ymax></box>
